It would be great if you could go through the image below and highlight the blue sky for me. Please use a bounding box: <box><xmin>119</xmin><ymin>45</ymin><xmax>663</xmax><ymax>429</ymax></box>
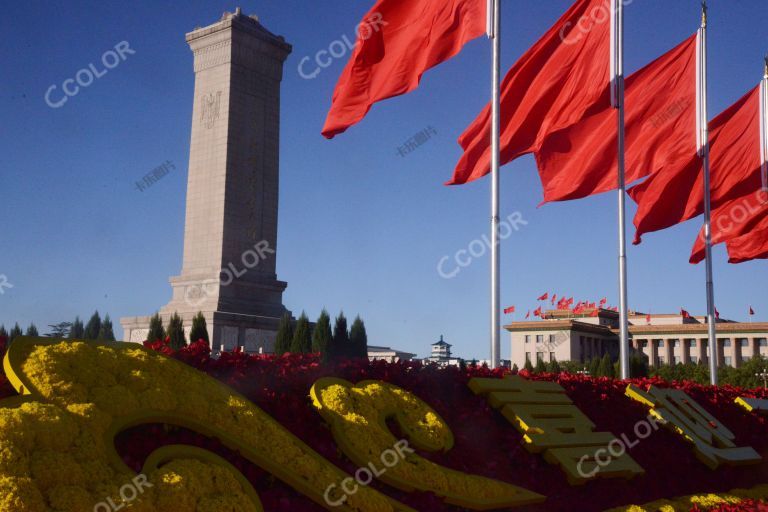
<box><xmin>1</xmin><ymin>0</ymin><xmax>766</xmax><ymax>360</ymax></box>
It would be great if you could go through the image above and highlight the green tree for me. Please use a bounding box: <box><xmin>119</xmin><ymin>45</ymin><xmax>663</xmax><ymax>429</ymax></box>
<box><xmin>312</xmin><ymin>309</ymin><xmax>333</xmax><ymax>359</ymax></box>
<box><xmin>189</xmin><ymin>312</ymin><xmax>210</xmax><ymax>346</ymax></box>
<box><xmin>25</xmin><ymin>323</ymin><xmax>39</xmax><ymax>337</ymax></box>
<box><xmin>98</xmin><ymin>315</ymin><xmax>115</xmax><ymax>341</ymax></box>
<box><xmin>9</xmin><ymin>323</ymin><xmax>22</xmax><ymax>344</ymax></box>
<box><xmin>511</xmin><ymin>363</ymin><xmax>519</xmax><ymax>373</ymax></box>
<box><xmin>598</xmin><ymin>353</ymin><xmax>614</xmax><ymax>378</ymax></box>
<box><xmin>45</xmin><ymin>322</ymin><xmax>72</xmax><ymax>338</ymax></box>
<box><xmin>0</xmin><ymin>325</ymin><xmax>7</xmax><ymax>340</ymax></box>
<box><xmin>274</xmin><ymin>312</ymin><xmax>294</xmax><ymax>355</ymax></box>
<box><xmin>523</xmin><ymin>357</ymin><xmax>534</xmax><ymax>373</ymax></box>
<box><xmin>166</xmin><ymin>313</ymin><xmax>186</xmax><ymax>350</ymax></box>
<box><xmin>550</xmin><ymin>357</ymin><xmax>562</xmax><ymax>374</ymax></box>
<box><xmin>534</xmin><ymin>356</ymin><xmax>547</xmax><ymax>374</ymax></box>
<box><xmin>147</xmin><ymin>313</ymin><xmax>165</xmax><ymax>343</ymax></box>
<box><xmin>349</xmin><ymin>316</ymin><xmax>368</xmax><ymax>359</ymax></box>
<box><xmin>588</xmin><ymin>356</ymin><xmax>601</xmax><ymax>377</ymax></box>
<box><xmin>83</xmin><ymin>311</ymin><xmax>102</xmax><ymax>340</ymax></box>
<box><xmin>69</xmin><ymin>317</ymin><xmax>84</xmax><ymax>339</ymax></box>
<box><xmin>331</xmin><ymin>312</ymin><xmax>350</xmax><ymax>360</ymax></box>
<box><xmin>290</xmin><ymin>312</ymin><xmax>312</xmax><ymax>353</ymax></box>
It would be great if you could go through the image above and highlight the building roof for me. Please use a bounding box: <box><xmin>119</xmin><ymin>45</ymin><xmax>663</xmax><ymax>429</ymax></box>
<box><xmin>431</xmin><ymin>335</ymin><xmax>451</xmax><ymax>347</ymax></box>
<box><xmin>505</xmin><ymin>320</ymin><xmax>614</xmax><ymax>336</ymax></box>
<box><xmin>624</xmin><ymin>323</ymin><xmax>768</xmax><ymax>336</ymax></box>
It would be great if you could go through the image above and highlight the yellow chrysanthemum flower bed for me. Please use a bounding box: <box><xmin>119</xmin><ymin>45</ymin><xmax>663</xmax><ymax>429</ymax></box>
<box><xmin>605</xmin><ymin>484</ymin><xmax>768</xmax><ymax>511</ymax></box>
<box><xmin>310</xmin><ymin>377</ymin><xmax>545</xmax><ymax>509</ymax></box>
<box><xmin>0</xmin><ymin>338</ymin><xmax>411</xmax><ymax>512</ymax></box>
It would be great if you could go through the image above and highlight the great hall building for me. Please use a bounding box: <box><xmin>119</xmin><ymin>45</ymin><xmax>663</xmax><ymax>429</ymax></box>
<box><xmin>507</xmin><ymin>309</ymin><xmax>768</xmax><ymax>369</ymax></box>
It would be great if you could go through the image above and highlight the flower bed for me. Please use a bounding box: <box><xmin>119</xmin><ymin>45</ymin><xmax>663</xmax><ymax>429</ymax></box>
<box><xmin>1</xmin><ymin>336</ymin><xmax>767</xmax><ymax>512</ymax></box>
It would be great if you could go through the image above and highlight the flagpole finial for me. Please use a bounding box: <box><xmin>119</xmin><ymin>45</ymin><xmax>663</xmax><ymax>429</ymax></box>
<box><xmin>701</xmin><ymin>1</ymin><xmax>707</xmax><ymax>27</ymax></box>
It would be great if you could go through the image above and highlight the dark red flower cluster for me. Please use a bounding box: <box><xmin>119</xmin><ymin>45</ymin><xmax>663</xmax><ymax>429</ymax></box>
<box><xmin>2</xmin><ymin>338</ymin><xmax>768</xmax><ymax>511</ymax></box>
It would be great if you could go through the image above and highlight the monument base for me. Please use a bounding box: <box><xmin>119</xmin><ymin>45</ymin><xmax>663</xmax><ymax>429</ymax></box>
<box><xmin>121</xmin><ymin>310</ymin><xmax>287</xmax><ymax>353</ymax></box>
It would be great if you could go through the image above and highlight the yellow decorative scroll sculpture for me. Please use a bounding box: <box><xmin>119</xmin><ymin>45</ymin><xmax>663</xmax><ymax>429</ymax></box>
<box><xmin>0</xmin><ymin>337</ymin><xmax>414</xmax><ymax>512</ymax></box>
<box><xmin>310</xmin><ymin>377</ymin><xmax>545</xmax><ymax>510</ymax></box>
<box><xmin>469</xmin><ymin>375</ymin><xmax>644</xmax><ymax>485</ymax></box>
<box><xmin>626</xmin><ymin>384</ymin><xmax>761</xmax><ymax>469</ymax></box>
<box><xmin>735</xmin><ymin>397</ymin><xmax>768</xmax><ymax>415</ymax></box>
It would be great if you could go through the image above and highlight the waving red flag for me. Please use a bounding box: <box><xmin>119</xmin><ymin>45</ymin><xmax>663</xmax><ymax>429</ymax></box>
<box><xmin>448</xmin><ymin>0</ymin><xmax>610</xmax><ymax>185</ymax></box>
<box><xmin>504</xmin><ymin>306</ymin><xmax>516</xmax><ymax>314</ymax></box>
<box><xmin>322</xmin><ymin>0</ymin><xmax>486</xmax><ymax>138</ymax></box>
<box><xmin>689</xmin><ymin>196</ymin><xmax>768</xmax><ymax>264</ymax></box>
<box><xmin>536</xmin><ymin>34</ymin><xmax>698</xmax><ymax>203</ymax></box>
<box><xmin>534</xmin><ymin>306</ymin><xmax>543</xmax><ymax>318</ymax></box>
<box><xmin>630</xmin><ymin>86</ymin><xmax>762</xmax><ymax>243</ymax></box>
<box><xmin>681</xmin><ymin>308</ymin><xmax>692</xmax><ymax>319</ymax></box>
<box><xmin>727</xmin><ymin>227</ymin><xmax>768</xmax><ymax>263</ymax></box>
<box><xmin>551</xmin><ymin>294</ymin><xmax>557</xmax><ymax>305</ymax></box>
<box><xmin>537</xmin><ymin>292</ymin><xmax>549</xmax><ymax>301</ymax></box>
<box><xmin>750</xmin><ymin>306</ymin><xmax>756</xmax><ymax>316</ymax></box>
<box><xmin>525</xmin><ymin>310</ymin><xmax>531</xmax><ymax>319</ymax></box>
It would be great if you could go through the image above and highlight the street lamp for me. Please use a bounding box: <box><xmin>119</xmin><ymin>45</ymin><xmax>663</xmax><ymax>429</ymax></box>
<box><xmin>577</xmin><ymin>367</ymin><xmax>590</xmax><ymax>377</ymax></box>
<box><xmin>755</xmin><ymin>370</ymin><xmax>768</xmax><ymax>389</ymax></box>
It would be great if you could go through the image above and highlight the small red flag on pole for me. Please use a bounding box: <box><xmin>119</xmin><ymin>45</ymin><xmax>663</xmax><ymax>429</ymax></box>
<box><xmin>504</xmin><ymin>306</ymin><xmax>516</xmax><ymax>314</ymax></box>
<box><xmin>680</xmin><ymin>308</ymin><xmax>691</xmax><ymax>319</ymax></box>
<box><xmin>525</xmin><ymin>310</ymin><xmax>531</xmax><ymax>319</ymax></box>
<box><xmin>750</xmin><ymin>306</ymin><xmax>755</xmax><ymax>316</ymax></box>
<box><xmin>538</xmin><ymin>292</ymin><xmax>549</xmax><ymax>301</ymax></box>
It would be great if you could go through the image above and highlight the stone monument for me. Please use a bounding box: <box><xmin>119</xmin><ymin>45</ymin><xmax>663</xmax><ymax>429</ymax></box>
<box><xmin>121</xmin><ymin>8</ymin><xmax>292</xmax><ymax>352</ymax></box>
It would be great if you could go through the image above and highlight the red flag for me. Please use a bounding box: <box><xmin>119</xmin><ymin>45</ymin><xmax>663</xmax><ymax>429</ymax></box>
<box><xmin>448</xmin><ymin>0</ymin><xmax>610</xmax><ymax>185</ymax></box>
<box><xmin>589</xmin><ymin>309</ymin><xmax>599</xmax><ymax>317</ymax></box>
<box><xmin>750</xmin><ymin>306</ymin><xmax>756</xmax><ymax>316</ymax></box>
<box><xmin>551</xmin><ymin>294</ymin><xmax>557</xmax><ymax>305</ymax></box>
<box><xmin>715</xmin><ymin>308</ymin><xmax>721</xmax><ymax>320</ymax></box>
<box><xmin>537</xmin><ymin>292</ymin><xmax>549</xmax><ymax>301</ymax></box>
<box><xmin>646</xmin><ymin>313</ymin><xmax>652</xmax><ymax>324</ymax></box>
<box><xmin>599</xmin><ymin>297</ymin><xmax>607</xmax><ymax>306</ymax></box>
<box><xmin>525</xmin><ymin>310</ymin><xmax>531</xmax><ymax>319</ymax></box>
<box><xmin>680</xmin><ymin>308</ymin><xmax>691</xmax><ymax>319</ymax></box>
<box><xmin>726</xmin><ymin>227</ymin><xmax>768</xmax><ymax>263</ymax></box>
<box><xmin>536</xmin><ymin>34</ymin><xmax>698</xmax><ymax>203</ymax></box>
<box><xmin>322</xmin><ymin>0</ymin><xmax>486</xmax><ymax>138</ymax></box>
<box><xmin>689</xmin><ymin>197</ymin><xmax>768</xmax><ymax>264</ymax></box>
<box><xmin>630</xmin><ymin>86</ymin><xmax>762</xmax><ymax>243</ymax></box>
<box><xmin>567</xmin><ymin>297</ymin><xmax>574</xmax><ymax>306</ymax></box>
<box><xmin>534</xmin><ymin>306</ymin><xmax>543</xmax><ymax>317</ymax></box>
<box><xmin>504</xmin><ymin>306</ymin><xmax>516</xmax><ymax>314</ymax></box>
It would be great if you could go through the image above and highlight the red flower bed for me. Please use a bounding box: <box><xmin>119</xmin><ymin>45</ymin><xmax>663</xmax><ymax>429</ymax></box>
<box><xmin>2</xmin><ymin>337</ymin><xmax>768</xmax><ymax>511</ymax></box>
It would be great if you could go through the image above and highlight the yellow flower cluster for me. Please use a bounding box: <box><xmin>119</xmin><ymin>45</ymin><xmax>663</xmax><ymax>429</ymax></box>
<box><xmin>606</xmin><ymin>484</ymin><xmax>768</xmax><ymax>511</ymax></box>
<box><xmin>310</xmin><ymin>377</ymin><xmax>545</xmax><ymax>509</ymax></box>
<box><xmin>0</xmin><ymin>338</ymin><xmax>407</xmax><ymax>512</ymax></box>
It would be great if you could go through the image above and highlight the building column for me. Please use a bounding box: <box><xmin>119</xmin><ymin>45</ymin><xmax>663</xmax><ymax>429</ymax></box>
<box><xmin>650</xmin><ymin>341</ymin><xmax>658</xmax><ymax>367</ymax></box>
<box><xmin>752</xmin><ymin>337</ymin><xmax>760</xmax><ymax>359</ymax></box>
<box><xmin>665</xmin><ymin>339</ymin><xmax>673</xmax><ymax>365</ymax></box>
<box><xmin>682</xmin><ymin>340</ymin><xmax>690</xmax><ymax>364</ymax></box>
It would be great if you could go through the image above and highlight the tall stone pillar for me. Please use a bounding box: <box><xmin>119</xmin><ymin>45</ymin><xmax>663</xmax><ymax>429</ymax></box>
<box><xmin>121</xmin><ymin>10</ymin><xmax>292</xmax><ymax>352</ymax></box>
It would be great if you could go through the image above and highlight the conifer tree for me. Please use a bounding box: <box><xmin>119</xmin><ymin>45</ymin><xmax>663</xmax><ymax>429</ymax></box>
<box><xmin>550</xmin><ymin>357</ymin><xmax>562</xmax><ymax>374</ymax></box>
<box><xmin>69</xmin><ymin>317</ymin><xmax>85</xmax><ymax>339</ymax></box>
<box><xmin>83</xmin><ymin>311</ymin><xmax>102</xmax><ymax>340</ymax></box>
<box><xmin>167</xmin><ymin>313</ymin><xmax>186</xmax><ymax>350</ymax></box>
<box><xmin>189</xmin><ymin>312</ymin><xmax>210</xmax><ymax>346</ymax></box>
<box><xmin>511</xmin><ymin>363</ymin><xmax>519</xmax><ymax>374</ymax></box>
<box><xmin>9</xmin><ymin>323</ymin><xmax>22</xmax><ymax>344</ymax></box>
<box><xmin>274</xmin><ymin>312</ymin><xmax>293</xmax><ymax>355</ymax></box>
<box><xmin>0</xmin><ymin>325</ymin><xmax>7</xmax><ymax>340</ymax></box>
<box><xmin>534</xmin><ymin>356</ymin><xmax>547</xmax><ymax>374</ymax></box>
<box><xmin>147</xmin><ymin>313</ymin><xmax>165</xmax><ymax>343</ymax></box>
<box><xmin>523</xmin><ymin>357</ymin><xmax>534</xmax><ymax>373</ymax></box>
<box><xmin>588</xmin><ymin>356</ymin><xmax>601</xmax><ymax>377</ymax></box>
<box><xmin>331</xmin><ymin>312</ymin><xmax>349</xmax><ymax>360</ymax></box>
<box><xmin>312</xmin><ymin>309</ymin><xmax>332</xmax><ymax>359</ymax></box>
<box><xmin>98</xmin><ymin>315</ymin><xmax>116</xmax><ymax>341</ymax></box>
<box><xmin>598</xmin><ymin>353</ymin><xmax>613</xmax><ymax>378</ymax></box>
<box><xmin>290</xmin><ymin>312</ymin><xmax>312</xmax><ymax>353</ymax></box>
<box><xmin>349</xmin><ymin>316</ymin><xmax>368</xmax><ymax>359</ymax></box>
<box><xmin>25</xmin><ymin>323</ymin><xmax>39</xmax><ymax>337</ymax></box>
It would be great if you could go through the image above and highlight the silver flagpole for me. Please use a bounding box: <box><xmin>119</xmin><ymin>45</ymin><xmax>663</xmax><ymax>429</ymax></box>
<box><xmin>489</xmin><ymin>0</ymin><xmax>501</xmax><ymax>369</ymax></box>
<box><xmin>698</xmin><ymin>3</ymin><xmax>718</xmax><ymax>385</ymax></box>
<box><xmin>611</xmin><ymin>0</ymin><xmax>630</xmax><ymax>379</ymax></box>
<box><xmin>761</xmin><ymin>58</ymin><xmax>768</xmax><ymax>202</ymax></box>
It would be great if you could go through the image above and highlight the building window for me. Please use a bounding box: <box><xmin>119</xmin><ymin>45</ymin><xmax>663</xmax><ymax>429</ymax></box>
<box><xmin>743</xmin><ymin>356</ymin><xmax>752</xmax><ymax>362</ymax></box>
<box><xmin>525</xmin><ymin>352</ymin><xmax>531</xmax><ymax>362</ymax></box>
<box><xmin>673</xmin><ymin>356</ymin><xmax>681</xmax><ymax>364</ymax></box>
<box><xmin>641</xmin><ymin>340</ymin><xmax>648</xmax><ymax>348</ymax></box>
<box><xmin>536</xmin><ymin>352</ymin><xmax>544</xmax><ymax>362</ymax></box>
<box><xmin>672</xmin><ymin>340</ymin><xmax>680</xmax><ymax>348</ymax></box>
<box><xmin>759</xmin><ymin>338</ymin><xmax>768</xmax><ymax>347</ymax></box>
<box><xmin>738</xmin><ymin>338</ymin><xmax>749</xmax><ymax>348</ymax></box>
<box><xmin>536</xmin><ymin>335</ymin><xmax>544</xmax><ymax>344</ymax></box>
<box><xmin>549</xmin><ymin>352</ymin><xmax>555</xmax><ymax>362</ymax></box>
<box><xmin>525</xmin><ymin>335</ymin><xmax>530</xmax><ymax>344</ymax></box>
<box><xmin>658</xmin><ymin>356</ymin><xmax>665</xmax><ymax>365</ymax></box>
<box><xmin>656</xmin><ymin>340</ymin><xmax>664</xmax><ymax>348</ymax></box>
<box><xmin>690</xmin><ymin>356</ymin><xmax>698</xmax><ymax>364</ymax></box>
<box><xmin>724</xmin><ymin>356</ymin><xmax>733</xmax><ymax>366</ymax></box>
<box><xmin>549</xmin><ymin>334</ymin><xmax>556</xmax><ymax>345</ymax></box>
<box><xmin>688</xmin><ymin>339</ymin><xmax>697</xmax><ymax>348</ymax></box>
<box><xmin>721</xmin><ymin>339</ymin><xmax>731</xmax><ymax>348</ymax></box>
